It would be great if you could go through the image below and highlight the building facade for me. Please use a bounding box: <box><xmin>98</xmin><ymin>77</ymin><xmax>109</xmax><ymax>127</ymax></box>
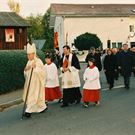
<box><xmin>50</xmin><ymin>4</ymin><xmax>135</xmax><ymax>54</ymax></box>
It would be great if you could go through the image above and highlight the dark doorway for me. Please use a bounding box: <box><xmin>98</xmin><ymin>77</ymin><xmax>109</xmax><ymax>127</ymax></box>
<box><xmin>107</xmin><ymin>40</ymin><xmax>111</xmax><ymax>48</ymax></box>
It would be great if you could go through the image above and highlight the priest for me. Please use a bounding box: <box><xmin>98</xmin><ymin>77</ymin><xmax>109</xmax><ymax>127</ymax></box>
<box><xmin>23</xmin><ymin>42</ymin><xmax>47</xmax><ymax>118</ymax></box>
<box><xmin>60</xmin><ymin>45</ymin><xmax>82</xmax><ymax>107</ymax></box>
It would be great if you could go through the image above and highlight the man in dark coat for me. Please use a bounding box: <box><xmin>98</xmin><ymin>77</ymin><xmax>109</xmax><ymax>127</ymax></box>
<box><xmin>85</xmin><ymin>47</ymin><xmax>102</xmax><ymax>71</ymax></box>
<box><xmin>131</xmin><ymin>47</ymin><xmax>135</xmax><ymax>76</ymax></box>
<box><xmin>117</xmin><ymin>44</ymin><xmax>134</xmax><ymax>89</ymax></box>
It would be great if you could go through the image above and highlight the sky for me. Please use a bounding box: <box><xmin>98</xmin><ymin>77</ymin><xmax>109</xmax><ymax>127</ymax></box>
<box><xmin>0</xmin><ymin>0</ymin><xmax>135</xmax><ymax>17</ymax></box>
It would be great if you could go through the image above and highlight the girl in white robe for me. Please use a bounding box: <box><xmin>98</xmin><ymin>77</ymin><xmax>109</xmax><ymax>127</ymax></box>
<box><xmin>82</xmin><ymin>58</ymin><xmax>101</xmax><ymax>108</ymax></box>
<box><xmin>44</xmin><ymin>55</ymin><xmax>62</xmax><ymax>103</ymax></box>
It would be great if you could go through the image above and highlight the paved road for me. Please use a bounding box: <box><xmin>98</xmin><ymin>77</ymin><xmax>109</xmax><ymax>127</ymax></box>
<box><xmin>0</xmin><ymin>63</ymin><xmax>135</xmax><ymax>135</ymax></box>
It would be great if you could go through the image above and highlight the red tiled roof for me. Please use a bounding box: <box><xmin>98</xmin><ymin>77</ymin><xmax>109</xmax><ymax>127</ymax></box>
<box><xmin>51</xmin><ymin>4</ymin><xmax>135</xmax><ymax>16</ymax></box>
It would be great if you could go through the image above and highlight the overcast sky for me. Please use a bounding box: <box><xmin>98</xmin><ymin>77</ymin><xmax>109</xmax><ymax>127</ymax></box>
<box><xmin>0</xmin><ymin>0</ymin><xmax>135</xmax><ymax>17</ymax></box>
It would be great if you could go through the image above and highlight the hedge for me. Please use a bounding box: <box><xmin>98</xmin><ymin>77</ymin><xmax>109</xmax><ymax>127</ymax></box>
<box><xmin>0</xmin><ymin>50</ymin><xmax>45</xmax><ymax>94</ymax></box>
<box><xmin>74</xmin><ymin>32</ymin><xmax>102</xmax><ymax>50</ymax></box>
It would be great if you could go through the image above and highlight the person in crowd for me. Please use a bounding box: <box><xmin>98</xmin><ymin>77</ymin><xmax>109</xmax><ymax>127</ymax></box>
<box><xmin>117</xmin><ymin>44</ymin><xmax>135</xmax><ymax>89</ymax></box>
<box><xmin>103</xmin><ymin>49</ymin><xmax>117</xmax><ymax>89</ymax></box>
<box><xmin>23</xmin><ymin>42</ymin><xmax>47</xmax><ymax>118</ymax></box>
<box><xmin>85</xmin><ymin>47</ymin><xmax>102</xmax><ymax>71</ymax></box>
<box><xmin>44</xmin><ymin>54</ymin><xmax>62</xmax><ymax>104</ymax></box>
<box><xmin>54</xmin><ymin>47</ymin><xmax>61</xmax><ymax>68</ymax></box>
<box><xmin>101</xmin><ymin>48</ymin><xmax>108</xmax><ymax>68</ymax></box>
<box><xmin>60</xmin><ymin>45</ymin><xmax>82</xmax><ymax>107</ymax></box>
<box><xmin>130</xmin><ymin>47</ymin><xmax>135</xmax><ymax>76</ymax></box>
<box><xmin>27</xmin><ymin>37</ymin><xmax>36</xmax><ymax>54</ymax></box>
<box><xmin>82</xmin><ymin>58</ymin><xmax>101</xmax><ymax>108</ymax></box>
<box><xmin>112</xmin><ymin>48</ymin><xmax>119</xmax><ymax>80</ymax></box>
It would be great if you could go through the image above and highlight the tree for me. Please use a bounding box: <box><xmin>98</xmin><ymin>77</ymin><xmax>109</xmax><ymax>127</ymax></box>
<box><xmin>42</xmin><ymin>8</ymin><xmax>54</xmax><ymax>51</ymax></box>
<box><xmin>26</xmin><ymin>14</ymin><xmax>44</xmax><ymax>39</ymax></box>
<box><xmin>7</xmin><ymin>0</ymin><xmax>20</xmax><ymax>14</ymax></box>
<box><xmin>25</xmin><ymin>8</ymin><xmax>54</xmax><ymax>51</ymax></box>
<box><xmin>74</xmin><ymin>32</ymin><xmax>102</xmax><ymax>51</ymax></box>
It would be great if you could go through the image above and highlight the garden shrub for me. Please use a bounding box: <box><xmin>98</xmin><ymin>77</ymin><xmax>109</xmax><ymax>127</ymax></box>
<box><xmin>0</xmin><ymin>50</ymin><xmax>45</xmax><ymax>94</ymax></box>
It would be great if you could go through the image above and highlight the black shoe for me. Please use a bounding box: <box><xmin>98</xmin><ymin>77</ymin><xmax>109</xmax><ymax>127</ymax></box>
<box><xmin>125</xmin><ymin>86</ymin><xmax>130</xmax><ymax>89</ymax></box>
<box><xmin>70</xmin><ymin>101</ymin><xmax>75</xmax><ymax>104</ymax></box>
<box><xmin>75</xmin><ymin>100</ymin><xmax>81</xmax><ymax>104</ymax></box>
<box><xmin>57</xmin><ymin>98</ymin><xmax>63</xmax><ymax>103</ymax></box>
<box><xmin>109</xmin><ymin>86</ymin><xmax>113</xmax><ymax>89</ymax></box>
<box><xmin>82</xmin><ymin>103</ymin><xmax>89</xmax><ymax>108</ymax></box>
<box><xmin>61</xmin><ymin>104</ymin><xmax>68</xmax><ymax>108</ymax></box>
<box><xmin>94</xmin><ymin>101</ymin><xmax>100</xmax><ymax>106</ymax></box>
<box><xmin>45</xmin><ymin>101</ymin><xmax>48</xmax><ymax>106</ymax></box>
<box><xmin>24</xmin><ymin>112</ymin><xmax>31</xmax><ymax>118</ymax></box>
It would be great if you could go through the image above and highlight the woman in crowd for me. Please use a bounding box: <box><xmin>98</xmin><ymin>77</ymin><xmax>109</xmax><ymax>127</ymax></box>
<box><xmin>103</xmin><ymin>49</ymin><xmax>117</xmax><ymax>89</ymax></box>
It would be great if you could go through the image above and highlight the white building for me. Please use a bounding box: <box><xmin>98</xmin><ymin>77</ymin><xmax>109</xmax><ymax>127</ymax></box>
<box><xmin>50</xmin><ymin>4</ymin><xmax>135</xmax><ymax>54</ymax></box>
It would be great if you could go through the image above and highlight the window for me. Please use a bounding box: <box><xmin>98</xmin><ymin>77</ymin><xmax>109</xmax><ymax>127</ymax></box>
<box><xmin>117</xmin><ymin>42</ymin><xmax>122</xmax><ymax>48</ymax></box>
<box><xmin>112</xmin><ymin>42</ymin><xmax>116</xmax><ymax>48</ymax></box>
<box><xmin>130</xmin><ymin>42</ymin><xmax>135</xmax><ymax>48</ymax></box>
<box><xmin>129</xmin><ymin>25</ymin><xmax>134</xmax><ymax>32</ymax></box>
<box><xmin>5</xmin><ymin>29</ymin><xmax>15</xmax><ymax>42</ymax></box>
<box><xmin>131</xmin><ymin>9</ymin><xmax>135</xmax><ymax>13</ymax></box>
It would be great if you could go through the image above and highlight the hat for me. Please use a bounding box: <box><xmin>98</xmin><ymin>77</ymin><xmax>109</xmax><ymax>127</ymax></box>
<box><xmin>27</xmin><ymin>43</ymin><xmax>36</xmax><ymax>54</ymax></box>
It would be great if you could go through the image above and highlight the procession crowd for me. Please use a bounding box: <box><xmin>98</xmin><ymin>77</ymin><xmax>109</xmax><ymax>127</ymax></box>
<box><xmin>23</xmin><ymin>41</ymin><xmax>135</xmax><ymax>118</ymax></box>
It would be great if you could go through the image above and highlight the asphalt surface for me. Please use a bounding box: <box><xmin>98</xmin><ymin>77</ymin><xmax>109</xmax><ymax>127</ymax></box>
<box><xmin>0</xmin><ymin>63</ymin><xmax>135</xmax><ymax>135</ymax></box>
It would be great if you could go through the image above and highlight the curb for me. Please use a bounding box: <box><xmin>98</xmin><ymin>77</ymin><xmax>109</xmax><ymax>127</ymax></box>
<box><xmin>0</xmin><ymin>98</ymin><xmax>23</xmax><ymax>112</ymax></box>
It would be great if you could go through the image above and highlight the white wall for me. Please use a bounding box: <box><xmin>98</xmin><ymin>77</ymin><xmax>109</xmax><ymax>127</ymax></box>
<box><xmin>128</xmin><ymin>17</ymin><xmax>135</xmax><ymax>43</ymax></box>
<box><xmin>63</xmin><ymin>17</ymin><xmax>134</xmax><ymax>49</ymax></box>
<box><xmin>54</xmin><ymin>16</ymin><xmax>65</xmax><ymax>54</ymax></box>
